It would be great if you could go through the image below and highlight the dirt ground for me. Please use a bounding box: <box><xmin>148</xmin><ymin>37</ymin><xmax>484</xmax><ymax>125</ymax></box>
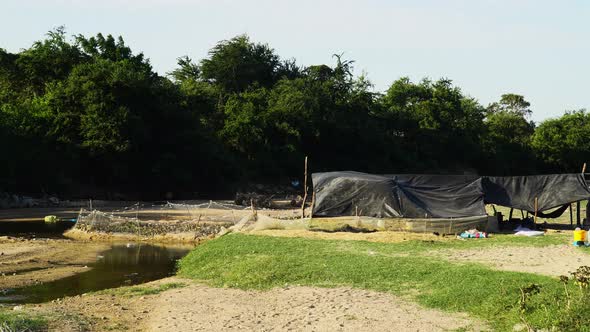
<box><xmin>435</xmin><ymin>244</ymin><xmax>590</xmax><ymax>277</ymax></box>
<box><xmin>0</xmin><ymin>237</ymin><xmax>109</xmax><ymax>289</ymax></box>
<box><xmin>33</xmin><ymin>277</ymin><xmax>483</xmax><ymax>332</ymax></box>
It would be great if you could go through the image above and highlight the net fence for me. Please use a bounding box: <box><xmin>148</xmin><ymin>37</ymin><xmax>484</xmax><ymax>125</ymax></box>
<box><xmin>74</xmin><ymin>201</ymin><xmax>251</xmax><ymax>237</ymax></box>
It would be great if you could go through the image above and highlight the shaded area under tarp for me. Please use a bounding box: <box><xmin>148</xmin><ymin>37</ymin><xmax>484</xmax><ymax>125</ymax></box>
<box><xmin>312</xmin><ymin>172</ymin><xmax>590</xmax><ymax>219</ymax></box>
<box><xmin>483</xmin><ymin>174</ymin><xmax>590</xmax><ymax>211</ymax></box>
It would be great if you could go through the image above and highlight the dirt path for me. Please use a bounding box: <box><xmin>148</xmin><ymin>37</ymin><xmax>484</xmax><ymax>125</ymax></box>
<box><xmin>435</xmin><ymin>244</ymin><xmax>590</xmax><ymax>277</ymax></box>
<box><xmin>33</xmin><ymin>278</ymin><xmax>482</xmax><ymax>331</ymax></box>
<box><xmin>145</xmin><ymin>279</ymin><xmax>480</xmax><ymax>332</ymax></box>
<box><xmin>0</xmin><ymin>237</ymin><xmax>109</xmax><ymax>289</ymax></box>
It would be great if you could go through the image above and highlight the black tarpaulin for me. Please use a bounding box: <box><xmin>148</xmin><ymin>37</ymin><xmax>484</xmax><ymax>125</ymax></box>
<box><xmin>312</xmin><ymin>172</ymin><xmax>486</xmax><ymax>218</ymax></box>
<box><xmin>482</xmin><ymin>174</ymin><xmax>590</xmax><ymax>211</ymax></box>
<box><xmin>312</xmin><ymin>172</ymin><xmax>402</xmax><ymax>218</ymax></box>
<box><xmin>312</xmin><ymin>172</ymin><xmax>590</xmax><ymax>219</ymax></box>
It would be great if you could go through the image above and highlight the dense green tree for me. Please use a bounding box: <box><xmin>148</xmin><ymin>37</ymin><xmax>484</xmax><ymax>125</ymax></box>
<box><xmin>379</xmin><ymin>77</ymin><xmax>485</xmax><ymax>172</ymax></box>
<box><xmin>0</xmin><ymin>28</ymin><xmax>583</xmax><ymax>198</ymax></box>
<box><xmin>487</xmin><ymin>93</ymin><xmax>532</xmax><ymax>118</ymax></box>
<box><xmin>531</xmin><ymin>109</ymin><xmax>590</xmax><ymax>172</ymax></box>
<box><xmin>482</xmin><ymin>110</ymin><xmax>536</xmax><ymax>174</ymax></box>
<box><xmin>200</xmin><ymin>35</ymin><xmax>280</xmax><ymax>94</ymax></box>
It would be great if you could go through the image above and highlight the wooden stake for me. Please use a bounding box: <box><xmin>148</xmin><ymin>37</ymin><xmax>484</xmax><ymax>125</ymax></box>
<box><xmin>534</xmin><ymin>197</ymin><xmax>538</xmax><ymax>224</ymax></box>
<box><xmin>310</xmin><ymin>190</ymin><xmax>316</xmax><ymax>218</ymax></box>
<box><xmin>301</xmin><ymin>156</ymin><xmax>308</xmax><ymax>218</ymax></box>
<box><xmin>250</xmin><ymin>199</ymin><xmax>257</xmax><ymax>218</ymax></box>
<box><xmin>577</xmin><ymin>201</ymin><xmax>581</xmax><ymax>226</ymax></box>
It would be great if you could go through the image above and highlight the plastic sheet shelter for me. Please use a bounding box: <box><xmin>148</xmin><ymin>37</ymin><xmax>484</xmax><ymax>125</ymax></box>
<box><xmin>482</xmin><ymin>174</ymin><xmax>590</xmax><ymax>212</ymax></box>
<box><xmin>311</xmin><ymin>172</ymin><xmax>590</xmax><ymax>219</ymax></box>
<box><xmin>311</xmin><ymin>172</ymin><xmax>486</xmax><ymax>218</ymax></box>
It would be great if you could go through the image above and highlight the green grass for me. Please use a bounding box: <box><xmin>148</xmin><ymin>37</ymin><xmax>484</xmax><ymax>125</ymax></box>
<box><xmin>94</xmin><ymin>282</ymin><xmax>186</xmax><ymax>297</ymax></box>
<box><xmin>178</xmin><ymin>233</ymin><xmax>590</xmax><ymax>331</ymax></box>
<box><xmin>0</xmin><ymin>310</ymin><xmax>47</xmax><ymax>332</ymax></box>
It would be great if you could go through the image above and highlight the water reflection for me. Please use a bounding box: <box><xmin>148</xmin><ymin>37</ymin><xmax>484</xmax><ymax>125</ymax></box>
<box><xmin>0</xmin><ymin>244</ymin><xmax>191</xmax><ymax>304</ymax></box>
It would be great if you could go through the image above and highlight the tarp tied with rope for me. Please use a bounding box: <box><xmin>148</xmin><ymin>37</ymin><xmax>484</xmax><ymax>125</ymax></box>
<box><xmin>312</xmin><ymin>172</ymin><xmax>590</xmax><ymax>219</ymax></box>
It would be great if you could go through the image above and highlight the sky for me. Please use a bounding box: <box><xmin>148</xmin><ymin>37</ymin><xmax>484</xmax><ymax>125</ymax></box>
<box><xmin>2</xmin><ymin>0</ymin><xmax>589</xmax><ymax>122</ymax></box>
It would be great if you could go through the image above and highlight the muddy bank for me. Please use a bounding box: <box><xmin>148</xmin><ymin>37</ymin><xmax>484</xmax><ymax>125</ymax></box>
<box><xmin>0</xmin><ymin>237</ymin><xmax>109</xmax><ymax>289</ymax></box>
<box><xmin>64</xmin><ymin>228</ymin><xmax>221</xmax><ymax>244</ymax></box>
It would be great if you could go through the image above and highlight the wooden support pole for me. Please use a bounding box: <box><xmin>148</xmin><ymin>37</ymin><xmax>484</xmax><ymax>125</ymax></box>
<box><xmin>570</xmin><ymin>204</ymin><xmax>574</xmax><ymax>226</ymax></box>
<box><xmin>301</xmin><ymin>156</ymin><xmax>308</xmax><ymax>218</ymax></box>
<box><xmin>310</xmin><ymin>190</ymin><xmax>316</xmax><ymax>218</ymax></box>
<box><xmin>534</xmin><ymin>197</ymin><xmax>538</xmax><ymax>225</ymax></box>
<box><xmin>509</xmin><ymin>208</ymin><xmax>513</xmax><ymax>221</ymax></box>
<box><xmin>521</xmin><ymin>209</ymin><xmax>525</xmax><ymax>219</ymax></box>
<box><xmin>577</xmin><ymin>201</ymin><xmax>581</xmax><ymax>226</ymax></box>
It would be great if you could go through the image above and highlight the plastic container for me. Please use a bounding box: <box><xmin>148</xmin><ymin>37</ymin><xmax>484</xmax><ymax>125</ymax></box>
<box><xmin>573</xmin><ymin>228</ymin><xmax>587</xmax><ymax>246</ymax></box>
<box><xmin>574</xmin><ymin>229</ymin><xmax>586</xmax><ymax>242</ymax></box>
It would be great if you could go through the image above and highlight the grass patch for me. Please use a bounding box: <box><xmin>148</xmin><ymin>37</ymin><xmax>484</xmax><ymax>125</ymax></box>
<box><xmin>178</xmin><ymin>234</ymin><xmax>589</xmax><ymax>331</ymax></box>
<box><xmin>0</xmin><ymin>310</ymin><xmax>47</xmax><ymax>332</ymax></box>
<box><xmin>94</xmin><ymin>282</ymin><xmax>186</xmax><ymax>297</ymax></box>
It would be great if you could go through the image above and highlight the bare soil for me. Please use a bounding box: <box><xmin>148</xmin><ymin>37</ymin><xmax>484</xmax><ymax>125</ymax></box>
<box><xmin>0</xmin><ymin>237</ymin><xmax>108</xmax><ymax>289</ymax></box>
<box><xmin>435</xmin><ymin>244</ymin><xmax>590</xmax><ymax>277</ymax></box>
<box><xmin>32</xmin><ymin>278</ymin><xmax>483</xmax><ymax>332</ymax></box>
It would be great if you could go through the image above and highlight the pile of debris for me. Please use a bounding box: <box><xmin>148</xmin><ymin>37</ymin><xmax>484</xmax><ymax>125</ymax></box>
<box><xmin>234</xmin><ymin>183</ymin><xmax>304</xmax><ymax>209</ymax></box>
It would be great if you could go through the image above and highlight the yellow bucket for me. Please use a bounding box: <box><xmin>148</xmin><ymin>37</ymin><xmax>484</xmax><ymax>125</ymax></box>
<box><xmin>574</xmin><ymin>229</ymin><xmax>586</xmax><ymax>242</ymax></box>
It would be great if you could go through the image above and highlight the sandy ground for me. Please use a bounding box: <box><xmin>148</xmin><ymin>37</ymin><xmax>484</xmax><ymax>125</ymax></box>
<box><xmin>32</xmin><ymin>277</ymin><xmax>483</xmax><ymax>332</ymax></box>
<box><xmin>0</xmin><ymin>237</ymin><xmax>109</xmax><ymax>289</ymax></box>
<box><xmin>435</xmin><ymin>244</ymin><xmax>590</xmax><ymax>277</ymax></box>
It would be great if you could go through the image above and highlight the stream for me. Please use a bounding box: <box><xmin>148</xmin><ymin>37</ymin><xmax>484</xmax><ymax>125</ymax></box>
<box><xmin>0</xmin><ymin>220</ymin><xmax>192</xmax><ymax>304</ymax></box>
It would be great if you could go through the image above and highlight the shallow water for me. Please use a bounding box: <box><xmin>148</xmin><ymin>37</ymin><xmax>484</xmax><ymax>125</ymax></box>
<box><xmin>0</xmin><ymin>219</ymin><xmax>192</xmax><ymax>304</ymax></box>
<box><xmin>0</xmin><ymin>243</ymin><xmax>191</xmax><ymax>304</ymax></box>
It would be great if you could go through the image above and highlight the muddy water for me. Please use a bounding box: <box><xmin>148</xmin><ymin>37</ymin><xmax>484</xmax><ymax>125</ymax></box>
<box><xmin>1</xmin><ymin>244</ymin><xmax>190</xmax><ymax>304</ymax></box>
<box><xmin>0</xmin><ymin>221</ymin><xmax>192</xmax><ymax>304</ymax></box>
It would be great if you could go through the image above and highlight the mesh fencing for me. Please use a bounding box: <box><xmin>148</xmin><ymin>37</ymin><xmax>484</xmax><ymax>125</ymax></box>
<box><xmin>74</xmin><ymin>201</ymin><xmax>249</xmax><ymax>237</ymax></box>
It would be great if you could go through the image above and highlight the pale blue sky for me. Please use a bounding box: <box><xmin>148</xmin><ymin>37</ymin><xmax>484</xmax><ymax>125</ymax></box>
<box><xmin>2</xmin><ymin>0</ymin><xmax>589</xmax><ymax>122</ymax></box>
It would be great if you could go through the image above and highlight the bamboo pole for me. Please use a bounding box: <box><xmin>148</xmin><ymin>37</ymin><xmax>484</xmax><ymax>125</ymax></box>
<box><xmin>301</xmin><ymin>156</ymin><xmax>308</xmax><ymax>218</ymax></box>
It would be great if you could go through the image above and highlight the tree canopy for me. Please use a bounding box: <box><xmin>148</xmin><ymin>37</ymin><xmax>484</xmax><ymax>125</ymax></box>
<box><xmin>0</xmin><ymin>28</ymin><xmax>584</xmax><ymax>199</ymax></box>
